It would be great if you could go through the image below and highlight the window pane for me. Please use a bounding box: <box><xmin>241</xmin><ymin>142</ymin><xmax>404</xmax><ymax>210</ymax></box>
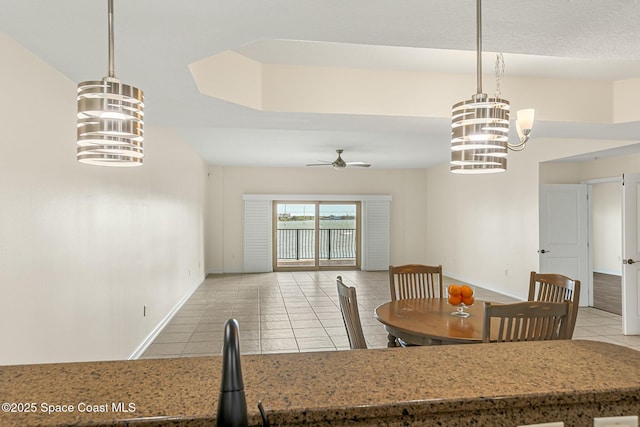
<box><xmin>276</xmin><ymin>203</ymin><xmax>315</xmax><ymax>268</ymax></box>
<box><xmin>319</xmin><ymin>204</ymin><xmax>356</xmax><ymax>267</ymax></box>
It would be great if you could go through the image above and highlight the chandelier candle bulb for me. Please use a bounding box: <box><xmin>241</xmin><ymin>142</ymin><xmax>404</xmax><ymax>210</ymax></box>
<box><xmin>513</xmin><ymin>108</ymin><xmax>536</xmax><ymax>150</ymax></box>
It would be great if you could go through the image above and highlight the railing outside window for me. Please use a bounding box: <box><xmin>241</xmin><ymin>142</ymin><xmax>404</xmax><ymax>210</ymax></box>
<box><xmin>277</xmin><ymin>229</ymin><xmax>356</xmax><ymax>260</ymax></box>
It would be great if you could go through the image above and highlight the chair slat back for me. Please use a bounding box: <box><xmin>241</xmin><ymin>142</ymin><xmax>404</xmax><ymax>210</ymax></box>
<box><xmin>389</xmin><ymin>264</ymin><xmax>443</xmax><ymax>301</ymax></box>
<box><xmin>336</xmin><ymin>276</ymin><xmax>367</xmax><ymax>350</ymax></box>
<box><xmin>528</xmin><ymin>272</ymin><xmax>580</xmax><ymax>338</ymax></box>
<box><xmin>483</xmin><ymin>301</ymin><xmax>571</xmax><ymax>343</ymax></box>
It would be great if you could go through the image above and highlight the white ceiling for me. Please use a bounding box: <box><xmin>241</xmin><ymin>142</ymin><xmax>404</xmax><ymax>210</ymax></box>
<box><xmin>2</xmin><ymin>0</ymin><xmax>640</xmax><ymax>168</ymax></box>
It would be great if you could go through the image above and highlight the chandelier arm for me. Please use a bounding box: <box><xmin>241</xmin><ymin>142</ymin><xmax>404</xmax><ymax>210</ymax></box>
<box><xmin>108</xmin><ymin>0</ymin><xmax>115</xmax><ymax>78</ymax></box>
<box><xmin>508</xmin><ymin>141</ymin><xmax>528</xmax><ymax>151</ymax></box>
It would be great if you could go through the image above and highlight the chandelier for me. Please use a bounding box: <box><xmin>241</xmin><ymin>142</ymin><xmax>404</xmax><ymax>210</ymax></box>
<box><xmin>450</xmin><ymin>0</ymin><xmax>534</xmax><ymax>174</ymax></box>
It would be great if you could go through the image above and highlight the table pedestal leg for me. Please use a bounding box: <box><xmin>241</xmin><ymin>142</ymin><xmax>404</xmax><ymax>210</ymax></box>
<box><xmin>387</xmin><ymin>333</ymin><xmax>398</xmax><ymax>348</ymax></box>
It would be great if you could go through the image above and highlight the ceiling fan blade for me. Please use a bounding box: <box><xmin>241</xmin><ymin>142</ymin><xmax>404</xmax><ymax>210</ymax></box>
<box><xmin>306</xmin><ymin>150</ymin><xmax>372</xmax><ymax>168</ymax></box>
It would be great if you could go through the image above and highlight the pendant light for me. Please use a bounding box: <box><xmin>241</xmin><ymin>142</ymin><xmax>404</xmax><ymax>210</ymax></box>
<box><xmin>450</xmin><ymin>0</ymin><xmax>509</xmax><ymax>174</ymax></box>
<box><xmin>76</xmin><ymin>0</ymin><xmax>145</xmax><ymax>167</ymax></box>
<box><xmin>450</xmin><ymin>0</ymin><xmax>535</xmax><ymax>174</ymax></box>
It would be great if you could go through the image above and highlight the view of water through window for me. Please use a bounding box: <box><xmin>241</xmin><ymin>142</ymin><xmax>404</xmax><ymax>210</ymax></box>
<box><xmin>276</xmin><ymin>203</ymin><xmax>358</xmax><ymax>268</ymax></box>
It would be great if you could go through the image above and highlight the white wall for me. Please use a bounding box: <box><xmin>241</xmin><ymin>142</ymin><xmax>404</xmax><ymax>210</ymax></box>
<box><xmin>425</xmin><ymin>138</ymin><xmax>636</xmax><ymax>300</ymax></box>
<box><xmin>0</xmin><ymin>33</ymin><xmax>207</xmax><ymax>365</ymax></box>
<box><xmin>539</xmin><ymin>162</ymin><xmax>581</xmax><ymax>184</ymax></box>
<box><xmin>204</xmin><ymin>167</ymin><xmax>429</xmax><ymax>273</ymax></box>
<box><xmin>205</xmin><ymin>141</ymin><xmax>637</xmax><ymax>300</ymax></box>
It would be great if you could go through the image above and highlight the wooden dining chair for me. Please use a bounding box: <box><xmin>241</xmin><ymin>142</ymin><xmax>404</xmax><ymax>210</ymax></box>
<box><xmin>336</xmin><ymin>276</ymin><xmax>367</xmax><ymax>350</ymax></box>
<box><xmin>482</xmin><ymin>301</ymin><xmax>571</xmax><ymax>343</ymax></box>
<box><xmin>528</xmin><ymin>272</ymin><xmax>580</xmax><ymax>338</ymax></box>
<box><xmin>389</xmin><ymin>264</ymin><xmax>443</xmax><ymax>301</ymax></box>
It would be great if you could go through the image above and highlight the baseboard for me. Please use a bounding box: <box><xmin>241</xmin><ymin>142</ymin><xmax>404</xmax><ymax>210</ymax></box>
<box><xmin>128</xmin><ymin>275</ymin><xmax>204</xmax><ymax>360</ymax></box>
<box><xmin>443</xmin><ymin>270</ymin><xmax>524</xmax><ymax>301</ymax></box>
<box><xmin>207</xmin><ymin>268</ymin><xmax>269</xmax><ymax>275</ymax></box>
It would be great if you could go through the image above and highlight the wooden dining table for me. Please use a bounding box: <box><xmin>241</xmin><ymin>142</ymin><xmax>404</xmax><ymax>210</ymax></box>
<box><xmin>374</xmin><ymin>298</ymin><xmax>488</xmax><ymax>346</ymax></box>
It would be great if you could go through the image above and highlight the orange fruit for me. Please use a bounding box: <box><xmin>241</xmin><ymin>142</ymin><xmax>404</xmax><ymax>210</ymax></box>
<box><xmin>462</xmin><ymin>296</ymin><xmax>475</xmax><ymax>306</ymax></box>
<box><xmin>448</xmin><ymin>295</ymin><xmax>462</xmax><ymax>305</ymax></box>
<box><xmin>461</xmin><ymin>285</ymin><xmax>474</xmax><ymax>298</ymax></box>
<box><xmin>448</xmin><ymin>285</ymin><xmax>461</xmax><ymax>296</ymax></box>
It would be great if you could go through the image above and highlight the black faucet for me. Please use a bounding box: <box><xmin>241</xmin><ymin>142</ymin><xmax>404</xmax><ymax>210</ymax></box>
<box><xmin>216</xmin><ymin>319</ymin><xmax>248</xmax><ymax>427</ymax></box>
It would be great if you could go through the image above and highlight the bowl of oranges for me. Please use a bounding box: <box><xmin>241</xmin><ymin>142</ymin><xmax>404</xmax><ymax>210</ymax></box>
<box><xmin>447</xmin><ymin>284</ymin><xmax>475</xmax><ymax>317</ymax></box>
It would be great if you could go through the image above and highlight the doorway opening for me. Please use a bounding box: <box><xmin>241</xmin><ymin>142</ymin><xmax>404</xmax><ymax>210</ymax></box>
<box><xmin>539</xmin><ymin>165</ymin><xmax>638</xmax><ymax>334</ymax></box>
<box><xmin>273</xmin><ymin>201</ymin><xmax>361</xmax><ymax>271</ymax></box>
<box><xmin>590</xmin><ymin>180</ymin><xmax>622</xmax><ymax>315</ymax></box>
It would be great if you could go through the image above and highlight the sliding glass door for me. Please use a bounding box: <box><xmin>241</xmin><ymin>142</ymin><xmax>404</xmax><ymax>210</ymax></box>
<box><xmin>275</xmin><ymin>203</ymin><xmax>316</xmax><ymax>268</ymax></box>
<box><xmin>274</xmin><ymin>201</ymin><xmax>360</xmax><ymax>270</ymax></box>
<box><xmin>318</xmin><ymin>203</ymin><xmax>358</xmax><ymax>267</ymax></box>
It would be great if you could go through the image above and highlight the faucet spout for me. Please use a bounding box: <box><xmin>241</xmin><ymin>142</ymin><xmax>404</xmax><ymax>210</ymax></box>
<box><xmin>216</xmin><ymin>319</ymin><xmax>248</xmax><ymax>427</ymax></box>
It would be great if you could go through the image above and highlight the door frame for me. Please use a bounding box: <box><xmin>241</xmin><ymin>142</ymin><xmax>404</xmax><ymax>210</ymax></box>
<box><xmin>542</xmin><ymin>176</ymin><xmax>632</xmax><ymax>333</ymax></box>
<box><xmin>583</xmin><ymin>176</ymin><xmax>622</xmax><ymax>311</ymax></box>
<box><xmin>243</xmin><ymin>193</ymin><xmax>391</xmax><ymax>273</ymax></box>
<box><xmin>621</xmin><ymin>173</ymin><xmax>640</xmax><ymax>334</ymax></box>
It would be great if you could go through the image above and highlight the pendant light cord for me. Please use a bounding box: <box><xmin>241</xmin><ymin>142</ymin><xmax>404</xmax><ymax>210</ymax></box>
<box><xmin>76</xmin><ymin>0</ymin><xmax>145</xmax><ymax>167</ymax></box>
<box><xmin>476</xmin><ymin>0</ymin><xmax>482</xmax><ymax>94</ymax></box>
<box><xmin>495</xmin><ymin>53</ymin><xmax>504</xmax><ymax>98</ymax></box>
<box><xmin>107</xmin><ymin>0</ymin><xmax>115</xmax><ymax>78</ymax></box>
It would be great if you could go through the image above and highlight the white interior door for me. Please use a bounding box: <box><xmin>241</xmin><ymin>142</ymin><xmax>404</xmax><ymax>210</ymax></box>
<box><xmin>622</xmin><ymin>173</ymin><xmax>640</xmax><ymax>334</ymax></box>
<box><xmin>539</xmin><ymin>184</ymin><xmax>589</xmax><ymax>307</ymax></box>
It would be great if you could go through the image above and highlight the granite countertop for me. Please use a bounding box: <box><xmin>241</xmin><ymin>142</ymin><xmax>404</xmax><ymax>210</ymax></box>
<box><xmin>1</xmin><ymin>340</ymin><xmax>639</xmax><ymax>426</ymax></box>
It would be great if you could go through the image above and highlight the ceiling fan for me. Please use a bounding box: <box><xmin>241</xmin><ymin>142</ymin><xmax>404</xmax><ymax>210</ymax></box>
<box><xmin>306</xmin><ymin>149</ymin><xmax>371</xmax><ymax>169</ymax></box>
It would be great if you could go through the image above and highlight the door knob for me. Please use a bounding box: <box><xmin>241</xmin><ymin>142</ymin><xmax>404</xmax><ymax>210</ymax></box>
<box><xmin>624</xmin><ymin>259</ymin><xmax>636</xmax><ymax>265</ymax></box>
<box><xmin>538</xmin><ymin>249</ymin><xmax>550</xmax><ymax>254</ymax></box>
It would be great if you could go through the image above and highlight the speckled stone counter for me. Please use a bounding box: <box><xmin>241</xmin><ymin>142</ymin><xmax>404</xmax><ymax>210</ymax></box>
<box><xmin>1</xmin><ymin>340</ymin><xmax>639</xmax><ymax>426</ymax></box>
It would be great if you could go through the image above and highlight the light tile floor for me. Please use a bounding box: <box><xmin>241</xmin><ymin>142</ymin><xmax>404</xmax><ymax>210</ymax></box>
<box><xmin>141</xmin><ymin>271</ymin><xmax>640</xmax><ymax>359</ymax></box>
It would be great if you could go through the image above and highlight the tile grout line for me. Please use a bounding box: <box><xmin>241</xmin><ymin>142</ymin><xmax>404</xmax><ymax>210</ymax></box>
<box><xmin>141</xmin><ymin>272</ymin><xmax>637</xmax><ymax>358</ymax></box>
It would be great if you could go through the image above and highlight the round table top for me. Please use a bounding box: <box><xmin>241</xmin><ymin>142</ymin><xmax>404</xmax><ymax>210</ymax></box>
<box><xmin>374</xmin><ymin>298</ymin><xmax>486</xmax><ymax>344</ymax></box>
